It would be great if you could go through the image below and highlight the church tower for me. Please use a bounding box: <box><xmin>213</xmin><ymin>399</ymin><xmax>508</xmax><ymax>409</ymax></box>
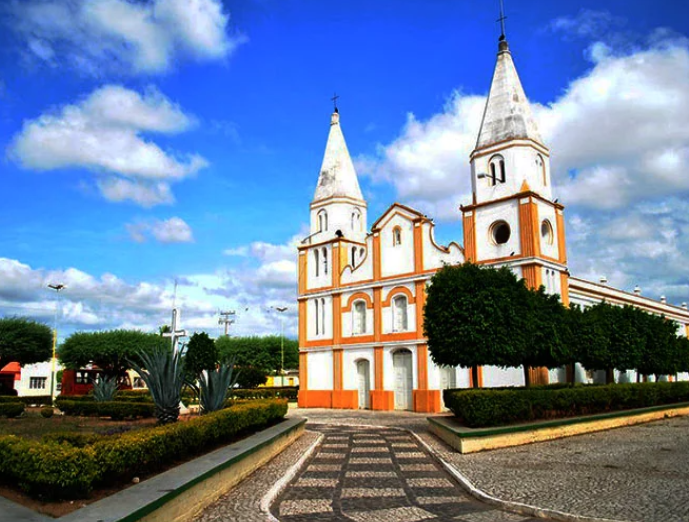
<box><xmin>461</xmin><ymin>31</ymin><xmax>569</xmax><ymax>304</ymax></box>
<box><xmin>309</xmin><ymin>109</ymin><xmax>367</xmax><ymax>244</ymax></box>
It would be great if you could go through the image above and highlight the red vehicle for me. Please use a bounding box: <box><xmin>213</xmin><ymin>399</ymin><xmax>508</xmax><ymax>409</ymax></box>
<box><xmin>60</xmin><ymin>368</ymin><xmax>132</xmax><ymax>396</ymax></box>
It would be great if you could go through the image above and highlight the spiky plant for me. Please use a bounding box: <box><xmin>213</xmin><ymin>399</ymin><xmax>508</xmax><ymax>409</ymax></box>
<box><xmin>92</xmin><ymin>375</ymin><xmax>117</xmax><ymax>402</ymax></box>
<box><xmin>128</xmin><ymin>348</ymin><xmax>185</xmax><ymax>424</ymax></box>
<box><xmin>198</xmin><ymin>357</ymin><xmax>240</xmax><ymax>414</ymax></box>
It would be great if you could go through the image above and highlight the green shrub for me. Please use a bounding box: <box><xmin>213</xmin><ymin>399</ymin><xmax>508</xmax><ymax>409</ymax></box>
<box><xmin>55</xmin><ymin>400</ymin><xmax>154</xmax><ymax>420</ymax></box>
<box><xmin>0</xmin><ymin>399</ymin><xmax>287</xmax><ymax>499</ymax></box>
<box><xmin>114</xmin><ymin>390</ymin><xmax>153</xmax><ymax>403</ymax></box>
<box><xmin>40</xmin><ymin>407</ymin><xmax>54</xmax><ymax>418</ymax></box>
<box><xmin>0</xmin><ymin>395</ymin><xmax>52</xmax><ymax>406</ymax></box>
<box><xmin>229</xmin><ymin>386</ymin><xmax>298</xmax><ymax>401</ymax></box>
<box><xmin>445</xmin><ymin>381</ymin><xmax>689</xmax><ymax>428</ymax></box>
<box><xmin>0</xmin><ymin>402</ymin><xmax>24</xmax><ymax>418</ymax></box>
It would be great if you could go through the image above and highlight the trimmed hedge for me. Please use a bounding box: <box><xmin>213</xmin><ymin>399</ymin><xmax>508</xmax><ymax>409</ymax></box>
<box><xmin>55</xmin><ymin>400</ymin><xmax>155</xmax><ymax>420</ymax></box>
<box><xmin>444</xmin><ymin>381</ymin><xmax>689</xmax><ymax>428</ymax></box>
<box><xmin>229</xmin><ymin>386</ymin><xmax>299</xmax><ymax>401</ymax></box>
<box><xmin>0</xmin><ymin>395</ymin><xmax>52</xmax><ymax>406</ymax></box>
<box><xmin>0</xmin><ymin>402</ymin><xmax>24</xmax><ymax>418</ymax></box>
<box><xmin>0</xmin><ymin>399</ymin><xmax>287</xmax><ymax>499</ymax></box>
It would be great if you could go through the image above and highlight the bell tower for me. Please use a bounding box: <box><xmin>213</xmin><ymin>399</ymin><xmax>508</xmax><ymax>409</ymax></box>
<box><xmin>461</xmin><ymin>31</ymin><xmax>569</xmax><ymax>305</ymax></box>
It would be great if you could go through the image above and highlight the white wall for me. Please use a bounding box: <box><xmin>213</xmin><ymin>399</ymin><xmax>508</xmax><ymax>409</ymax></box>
<box><xmin>17</xmin><ymin>361</ymin><xmax>59</xmax><ymax>397</ymax></box>
<box><xmin>482</xmin><ymin>366</ymin><xmax>524</xmax><ymax>387</ymax></box>
<box><xmin>475</xmin><ymin>199</ymin><xmax>521</xmax><ymax>261</ymax></box>
<box><xmin>536</xmin><ymin>201</ymin><xmax>560</xmax><ymax>260</ymax></box>
<box><xmin>380</xmin><ymin>214</ymin><xmax>415</xmax><ymax>277</ymax></box>
<box><xmin>307</xmin><ymin>350</ymin><xmax>333</xmax><ymax>390</ymax></box>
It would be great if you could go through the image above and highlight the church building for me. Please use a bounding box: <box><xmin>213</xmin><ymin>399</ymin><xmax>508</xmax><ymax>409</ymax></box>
<box><xmin>296</xmin><ymin>31</ymin><xmax>689</xmax><ymax>413</ymax></box>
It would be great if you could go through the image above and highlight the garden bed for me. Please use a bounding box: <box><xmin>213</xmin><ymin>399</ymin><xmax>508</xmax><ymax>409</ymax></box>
<box><xmin>0</xmin><ymin>399</ymin><xmax>288</xmax><ymax>516</ymax></box>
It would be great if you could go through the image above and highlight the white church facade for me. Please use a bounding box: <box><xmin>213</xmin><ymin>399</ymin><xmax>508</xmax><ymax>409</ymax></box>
<box><xmin>297</xmin><ymin>34</ymin><xmax>689</xmax><ymax>412</ymax></box>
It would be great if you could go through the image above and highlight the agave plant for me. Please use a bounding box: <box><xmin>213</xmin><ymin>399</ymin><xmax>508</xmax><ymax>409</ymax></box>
<box><xmin>198</xmin><ymin>357</ymin><xmax>239</xmax><ymax>414</ymax></box>
<box><xmin>128</xmin><ymin>348</ymin><xmax>185</xmax><ymax>424</ymax></box>
<box><xmin>92</xmin><ymin>375</ymin><xmax>117</xmax><ymax>402</ymax></box>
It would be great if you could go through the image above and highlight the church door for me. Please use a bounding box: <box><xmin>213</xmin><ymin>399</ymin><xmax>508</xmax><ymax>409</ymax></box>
<box><xmin>357</xmin><ymin>360</ymin><xmax>370</xmax><ymax>409</ymax></box>
<box><xmin>393</xmin><ymin>349</ymin><xmax>413</xmax><ymax>410</ymax></box>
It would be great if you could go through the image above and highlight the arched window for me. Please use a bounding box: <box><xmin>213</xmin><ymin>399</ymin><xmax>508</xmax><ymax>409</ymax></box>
<box><xmin>536</xmin><ymin>154</ymin><xmax>546</xmax><ymax>185</ymax></box>
<box><xmin>320</xmin><ymin>298</ymin><xmax>326</xmax><ymax>335</ymax></box>
<box><xmin>314</xmin><ymin>249</ymin><xmax>319</xmax><ymax>277</ymax></box>
<box><xmin>393</xmin><ymin>295</ymin><xmax>408</xmax><ymax>332</ymax></box>
<box><xmin>353</xmin><ymin>300</ymin><xmax>366</xmax><ymax>335</ymax></box>
<box><xmin>541</xmin><ymin>220</ymin><xmax>553</xmax><ymax>245</ymax></box>
<box><xmin>315</xmin><ymin>299</ymin><xmax>320</xmax><ymax>335</ymax></box>
<box><xmin>392</xmin><ymin>226</ymin><xmax>402</xmax><ymax>246</ymax></box>
<box><xmin>322</xmin><ymin>247</ymin><xmax>328</xmax><ymax>274</ymax></box>
<box><xmin>359</xmin><ymin>248</ymin><xmax>365</xmax><ymax>259</ymax></box>
<box><xmin>351</xmin><ymin>209</ymin><xmax>361</xmax><ymax>231</ymax></box>
<box><xmin>489</xmin><ymin>155</ymin><xmax>506</xmax><ymax>185</ymax></box>
<box><xmin>351</xmin><ymin>246</ymin><xmax>357</xmax><ymax>266</ymax></box>
<box><xmin>490</xmin><ymin>220</ymin><xmax>511</xmax><ymax>245</ymax></box>
<box><xmin>318</xmin><ymin>210</ymin><xmax>328</xmax><ymax>232</ymax></box>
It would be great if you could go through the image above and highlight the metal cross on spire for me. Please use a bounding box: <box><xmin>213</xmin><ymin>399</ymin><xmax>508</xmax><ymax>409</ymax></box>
<box><xmin>331</xmin><ymin>92</ymin><xmax>339</xmax><ymax>113</ymax></box>
<box><xmin>497</xmin><ymin>0</ymin><xmax>507</xmax><ymax>41</ymax></box>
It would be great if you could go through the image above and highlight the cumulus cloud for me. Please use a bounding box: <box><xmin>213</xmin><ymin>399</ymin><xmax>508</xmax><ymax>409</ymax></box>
<box><xmin>9</xmin><ymin>84</ymin><xmax>207</xmax><ymax>206</ymax></box>
<box><xmin>359</xmin><ymin>33</ymin><xmax>689</xmax><ymax>304</ymax></box>
<box><xmin>126</xmin><ymin>217</ymin><xmax>194</xmax><ymax>243</ymax></box>
<box><xmin>5</xmin><ymin>0</ymin><xmax>244</xmax><ymax>75</ymax></box>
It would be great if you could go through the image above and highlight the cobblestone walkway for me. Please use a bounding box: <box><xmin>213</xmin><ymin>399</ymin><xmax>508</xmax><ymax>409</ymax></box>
<box><xmin>271</xmin><ymin>424</ymin><xmax>542</xmax><ymax>522</ymax></box>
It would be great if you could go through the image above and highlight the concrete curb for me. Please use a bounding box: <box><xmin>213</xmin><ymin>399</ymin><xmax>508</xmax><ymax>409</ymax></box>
<box><xmin>259</xmin><ymin>430</ymin><xmax>324</xmax><ymax>521</ymax></box>
<box><xmin>0</xmin><ymin>417</ymin><xmax>306</xmax><ymax>522</ymax></box>
<box><xmin>410</xmin><ymin>431</ymin><xmax>629</xmax><ymax>522</ymax></box>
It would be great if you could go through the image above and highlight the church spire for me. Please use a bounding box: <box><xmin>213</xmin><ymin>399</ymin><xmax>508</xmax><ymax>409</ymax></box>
<box><xmin>312</xmin><ymin>107</ymin><xmax>364</xmax><ymax>204</ymax></box>
<box><xmin>473</xmin><ymin>16</ymin><xmax>544</xmax><ymax>152</ymax></box>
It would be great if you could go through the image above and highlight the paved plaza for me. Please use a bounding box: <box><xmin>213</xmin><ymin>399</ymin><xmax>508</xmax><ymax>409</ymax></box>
<box><xmin>195</xmin><ymin>408</ymin><xmax>689</xmax><ymax>522</ymax></box>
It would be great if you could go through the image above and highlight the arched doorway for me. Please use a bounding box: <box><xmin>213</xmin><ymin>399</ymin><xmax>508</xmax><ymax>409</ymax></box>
<box><xmin>356</xmin><ymin>359</ymin><xmax>370</xmax><ymax>409</ymax></box>
<box><xmin>393</xmin><ymin>349</ymin><xmax>413</xmax><ymax>410</ymax></box>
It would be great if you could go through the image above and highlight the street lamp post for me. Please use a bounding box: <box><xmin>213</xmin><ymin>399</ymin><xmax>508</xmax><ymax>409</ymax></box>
<box><xmin>47</xmin><ymin>283</ymin><xmax>65</xmax><ymax>404</ymax></box>
<box><xmin>273</xmin><ymin>306</ymin><xmax>288</xmax><ymax>386</ymax></box>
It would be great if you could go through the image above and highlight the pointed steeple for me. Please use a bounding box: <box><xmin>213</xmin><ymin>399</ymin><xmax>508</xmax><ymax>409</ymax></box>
<box><xmin>474</xmin><ymin>38</ymin><xmax>544</xmax><ymax>151</ymax></box>
<box><xmin>312</xmin><ymin>110</ymin><xmax>364</xmax><ymax>203</ymax></box>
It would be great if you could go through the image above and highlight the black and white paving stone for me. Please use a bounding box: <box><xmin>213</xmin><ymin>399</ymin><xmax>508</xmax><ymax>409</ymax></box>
<box><xmin>271</xmin><ymin>424</ymin><xmax>541</xmax><ymax>522</ymax></box>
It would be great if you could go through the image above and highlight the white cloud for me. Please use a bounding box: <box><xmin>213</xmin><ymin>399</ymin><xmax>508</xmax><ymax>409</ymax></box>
<box><xmin>359</xmin><ymin>34</ymin><xmax>689</xmax><ymax>305</ymax></box>
<box><xmin>6</xmin><ymin>0</ymin><xmax>244</xmax><ymax>75</ymax></box>
<box><xmin>126</xmin><ymin>217</ymin><xmax>194</xmax><ymax>244</ymax></box>
<box><xmin>9</xmin><ymin>84</ymin><xmax>207</xmax><ymax>206</ymax></box>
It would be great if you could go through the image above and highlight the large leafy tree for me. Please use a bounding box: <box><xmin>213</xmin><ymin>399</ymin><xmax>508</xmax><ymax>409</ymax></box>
<box><xmin>216</xmin><ymin>335</ymin><xmax>298</xmax><ymax>375</ymax></box>
<box><xmin>636</xmin><ymin>312</ymin><xmax>684</xmax><ymax>379</ymax></box>
<box><xmin>423</xmin><ymin>263</ymin><xmax>531</xmax><ymax>387</ymax></box>
<box><xmin>184</xmin><ymin>332</ymin><xmax>218</xmax><ymax>377</ymax></box>
<box><xmin>59</xmin><ymin>329</ymin><xmax>168</xmax><ymax>378</ymax></box>
<box><xmin>0</xmin><ymin>317</ymin><xmax>53</xmax><ymax>371</ymax></box>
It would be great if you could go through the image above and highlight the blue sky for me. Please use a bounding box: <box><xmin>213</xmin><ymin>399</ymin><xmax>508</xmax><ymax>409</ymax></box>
<box><xmin>1</xmin><ymin>0</ymin><xmax>689</xmax><ymax>340</ymax></box>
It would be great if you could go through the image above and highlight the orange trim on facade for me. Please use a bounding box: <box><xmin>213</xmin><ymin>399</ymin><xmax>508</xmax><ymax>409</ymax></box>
<box><xmin>413</xmin><ymin>390</ymin><xmax>441</xmax><ymax>413</ymax></box>
<box><xmin>560</xmin><ymin>272</ymin><xmax>570</xmax><ymax>307</ymax></box>
<box><xmin>302</xmin><ymin>338</ymin><xmax>335</xmax><ymax>348</ymax></box>
<box><xmin>333</xmin><ymin>293</ymin><xmax>342</xmax><ymax>345</ymax></box>
<box><xmin>370</xmin><ymin>390</ymin><xmax>394</xmax><ymax>410</ymax></box>
<box><xmin>519</xmin><ymin>197</ymin><xmax>540</xmax><ymax>258</ymax></box>
<box><xmin>373</xmin><ymin>233</ymin><xmax>381</xmax><ymax>280</ymax></box>
<box><xmin>556</xmin><ymin>210</ymin><xmax>567</xmax><ymax>264</ymax></box>
<box><xmin>299</xmin><ymin>352</ymin><xmax>308</xmax><ymax>390</ymax></box>
<box><xmin>342</xmin><ymin>291</ymin><xmax>374</xmax><ymax>312</ymax></box>
<box><xmin>417</xmin><ymin>344</ymin><xmax>428</xmax><ymax>389</ymax></box>
<box><xmin>333</xmin><ymin>349</ymin><xmax>343</xmax><ymax>390</ymax></box>
<box><xmin>374</xmin><ymin>345</ymin><xmax>384</xmax><ymax>390</ymax></box>
<box><xmin>381</xmin><ymin>331</ymin><xmax>419</xmax><ymax>342</ymax></box>
<box><xmin>300</xmin><ymin>267</ymin><xmax>441</xmax><ymax>296</ymax></box>
<box><xmin>413</xmin><ymin>222</ymin><xmax>424</xmax><ymax>272</ymax></box>
<box><xmin>332</xmin><ymin>243</ymin><xmax>341</xmax><ymax>289</ymax></box>
<box><xmin>521</xmin><ymin>264</ymin><xmax>543</xmax><ymax>290</ymax></box>
<box><xmin>686</xmin><ymin>325</ymin><xmax>689</xmax><ymax>339</ymax></box>
<box><xmin>382</xmin><ymin>286</ymin><xmax>415</xmax><ymax>307</ymax></box>
<box><xmin>332</xmin><ymin>390</ymin><xmax>358</xmax><ymax>409</ymax></box>
<box><xmin>298</xmin><ymin>300</ymin><xmax>307</xmax><ymax>345</ymax></box>
<box><xmin>461</xmin><ymin>190</ymin><xmax>564</xmax><ymax>214</ymax></box>
<box><xmin>373</xmin><ymin>287</ymin><xmax>382</xmax><ymax>343</ymax></box>
<box><xmin>298</xmin><ymin>390</ymin><xmax>332</xmax><ymax>408</ymax></box>
<box><xmin>415</xmin><ymin>280</ymin><xmax>426</xmax><ymax>336</ymax></box>
<box><xmin>342</xmin><ymin>334</ymin><xmax>376</xmax><ymax>344</ymax></box>
<box><xmin>463</xmin><ymin>212</ymin><xmax>476</xmax><ymax>262</ymax></box>
<box><xmin>298</xmin><ymin>252</ymin><xmax>307</xmax><ymax>295</ymax></box>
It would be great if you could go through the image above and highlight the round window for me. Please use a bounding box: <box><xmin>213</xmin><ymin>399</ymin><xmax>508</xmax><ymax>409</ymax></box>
<box><xmin>541</xmin><ymin>220</ymin><xmax>553</xmax><ymax>245</ymax></box>
<box><xmin>491</xmin><ymin>221</ymin><xmax>511</xmax><ymax>245</ymax></box>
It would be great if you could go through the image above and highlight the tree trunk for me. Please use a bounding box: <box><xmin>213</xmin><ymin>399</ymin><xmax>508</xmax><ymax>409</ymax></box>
<box><xmin>523</xmin><ymin>365</ymin><xmax>532</xmax><ymax>387</ymax></box>
<box><xmin>606</xmin><ymin>368</ymin><xmax>615</xmax><ymax>384</ymax></box>
<box><xmin>471</xmin><ymin>365</ymin><xmax>480</xmax><ymax>388</ymax></box>
<box><xmin>566</xmin><ymin>363</ymin><xmax>576</xmax><ymax>384</ymax></box>
<box><xmin>636</xmin><ymin>372</ymin><xmax>641</xmax><ymax>383</ymax></box>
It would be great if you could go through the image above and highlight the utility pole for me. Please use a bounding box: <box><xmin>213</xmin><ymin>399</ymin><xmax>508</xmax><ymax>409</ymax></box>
<box><xmin>218</xmin><ymin>310</ymin><xmax>236</xmax><ymax>336</ymax></box>
<box><xmin>47</xmin><ymin>283</ymin><xmax>65</xmax><ymax>404</ymax></box>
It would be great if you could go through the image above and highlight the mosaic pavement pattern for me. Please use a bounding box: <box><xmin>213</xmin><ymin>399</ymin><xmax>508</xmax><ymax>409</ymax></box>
<box><xmin>271</xmin><ymin>424</ymin><xmax>543</xmax><ymax>522</ymax></box>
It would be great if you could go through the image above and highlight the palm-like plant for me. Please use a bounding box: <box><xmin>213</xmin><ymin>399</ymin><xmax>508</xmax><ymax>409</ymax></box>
<box><xmin>198</xmin><ymin>357</ymin><xmax>240</xmax><ymax>414</ymax></box>
<box><xmin>92</xmin><ymin>375</ymin><xmax>117</xmax><ymax>402</ymax></box>
<box><xmin>128</xmin><ymin>348</ymin><xmax>184</xmax><ymax>424</ymax></box>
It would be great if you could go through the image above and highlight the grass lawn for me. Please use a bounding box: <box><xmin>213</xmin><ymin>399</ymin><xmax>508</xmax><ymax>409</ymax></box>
<box><xmin>0</xmin><ymin>407</ymin><xmax>157</xmax><ymax>440</ymax></box>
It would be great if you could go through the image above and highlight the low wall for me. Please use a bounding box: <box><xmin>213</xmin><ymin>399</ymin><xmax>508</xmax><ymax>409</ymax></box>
<box><xmin>429</xmin><ymin>403</ymin><xmax>689</xmax><ymax>453</ymax></box>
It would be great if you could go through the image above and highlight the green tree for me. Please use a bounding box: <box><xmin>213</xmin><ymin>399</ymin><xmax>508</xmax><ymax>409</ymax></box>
<box><xmin>0</xmin><ymin>317</ymin><xmax>53</xmax><ymax>371</ymax></box>
<box><xmin>423</xmin><ymin>263</ymin><xmax>530</xmax><ymax>387</ymax></box>
<box><xmin>522</xmin><ymin>286</ymin><xmax>571</xmax><ymax>386</ymax></box>
<box><xmin>234</xmin><ymin>366</ymin><xmax>268</xmax><ymax>388</ymax></box>
<box><xmin>636</xmin><ymin>312</ymin><xmax>683</xmax><ymax>380</ymax></box>
<box><xmin>59</xmin><ymin>329</ymin><xmax>168</xmax><ymax>378</ymax></box>
<box><xmin>216</xmin><ymin>335</ymin><xmax>298</xmax><ymax>375</ymax></box>
<box><xmin>184</xmin><ymin>332</ymin><xmax>218</xmax><ymax>377</ymax></box>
